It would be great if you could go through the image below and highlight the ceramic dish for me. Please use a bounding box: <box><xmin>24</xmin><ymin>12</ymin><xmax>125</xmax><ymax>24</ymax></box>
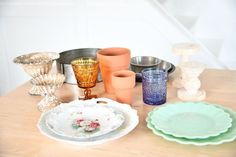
<box><xmin>146</xmin><ymin>102</ymin><xmax>236</xmax><ymax>146</ymax></box>
<box><xmin>46</xmin><ymin>103</ymin><xmax>124</xmax><ymax>139</ymax></box>
<box><xmin>38</xmin><ymin>98</ymin><xmax>139</xmax><ymax>145</ymax></box>
<box><xmin>150</xmin><ymin>102</ymin><xmax>232</xmax><ymax>139</ymax></box>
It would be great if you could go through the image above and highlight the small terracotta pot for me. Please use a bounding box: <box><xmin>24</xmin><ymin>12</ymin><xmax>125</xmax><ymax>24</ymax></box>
<box><xmin>112</xmin><ymin>70</ymin><xmax>135</xmax><ymax>104</ymax></box>
<box><xmin>97</xmin><ymin>48</ymin><xmax>131</xmax><ymax>93</ymax></box>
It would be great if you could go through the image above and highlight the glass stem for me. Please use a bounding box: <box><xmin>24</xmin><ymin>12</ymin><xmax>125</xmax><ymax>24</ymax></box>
<box><xmin>84</xmin><ymin>88</ymin><xmax>91</xmax><ymax>99</ymax></box>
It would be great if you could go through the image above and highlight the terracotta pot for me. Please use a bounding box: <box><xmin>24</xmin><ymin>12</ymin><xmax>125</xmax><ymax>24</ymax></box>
<box><xmin>97</xmin><ymin>48</ymin><xmax>131</xmax><ymax>93</ymax></box>
<box><xmin>112</xmin><ymin>70</ymin><xmax>135</xmax><ymax>104</ymax></box>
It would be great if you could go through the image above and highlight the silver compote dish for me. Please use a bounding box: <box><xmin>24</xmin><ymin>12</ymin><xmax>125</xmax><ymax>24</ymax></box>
<box><xmin>13</xmin><ymin>52</ymin><xmax>59</xmax><ymax>95</ymax></box>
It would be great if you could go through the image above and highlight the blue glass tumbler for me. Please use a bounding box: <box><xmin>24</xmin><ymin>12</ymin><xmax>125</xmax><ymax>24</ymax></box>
<box><xmin>142</xmin><ymin>68</ymin><xmax>167</xmax><ymax>105</ymax></box>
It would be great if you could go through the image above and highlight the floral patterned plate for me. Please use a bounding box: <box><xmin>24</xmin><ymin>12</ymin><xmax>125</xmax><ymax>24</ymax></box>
<box><xmin>37</xmin><ymin>98</ymin><xmax>139</xmax><ymax>145</ymax></box>
<box><xmin>45</xmin><ymin>102</ymin><xmax>125</xmax><ymax>139</ymax></box>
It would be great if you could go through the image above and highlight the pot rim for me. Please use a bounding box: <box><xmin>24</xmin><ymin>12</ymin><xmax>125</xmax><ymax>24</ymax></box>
<box><xmin>97</xmin><ymin>47</ymin><xmax>130</xmax><ymax>58</ymax></box>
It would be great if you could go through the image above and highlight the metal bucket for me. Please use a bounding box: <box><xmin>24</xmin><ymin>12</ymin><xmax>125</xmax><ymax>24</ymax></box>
<box><xmin>56</xmin><ymin>48</ymin><xmax>102</xmax><ymax>84</ymax></box>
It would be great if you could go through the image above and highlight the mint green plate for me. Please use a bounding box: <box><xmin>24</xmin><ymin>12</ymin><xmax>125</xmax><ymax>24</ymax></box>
<box><xmin>146</xmin><ymin>102</ymin><xmax>236</xmax><ymax>146</ymax></box>
<box><xmin>150</xmin><ymin>102</ymin><xmax>232</xmax><ymax>139</ymax></box>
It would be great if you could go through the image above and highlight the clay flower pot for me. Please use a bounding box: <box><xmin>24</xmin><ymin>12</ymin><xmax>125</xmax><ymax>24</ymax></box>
<box><xmin>97</xmin><ymin>47</ymin><xmax>131</xmax><ymax>93</ymax></box>
<box><xmin>112</xmin><ymin>70</ymin><xmax>135</xmax><ymax>104</ymax></box>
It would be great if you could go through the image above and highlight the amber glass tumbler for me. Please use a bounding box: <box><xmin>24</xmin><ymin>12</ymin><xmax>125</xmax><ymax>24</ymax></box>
<box><xmin>71</xmin><ymin>57</ymin><xmax>99</xmax><ymax>100</ymax></box>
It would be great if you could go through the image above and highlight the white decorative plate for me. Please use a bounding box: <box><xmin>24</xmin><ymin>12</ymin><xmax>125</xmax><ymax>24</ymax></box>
<box><xmin>37</xmin><ymin>98</ymin><xmax>139</xmax><ymax>145</ymax></box>
<box><xmin>150</xmin><ymin>102</ymin><xmax>232</xmax><ymax>139</ymax></box>
<box><xmin>146</xmin><ymin>102</ymin><xmax>236</xmax><ymax>146</ymax></box>
<box><xmin>46</xmin><ymin>103</ymin><xmax>124</xmax><ymax>139</ymax></box>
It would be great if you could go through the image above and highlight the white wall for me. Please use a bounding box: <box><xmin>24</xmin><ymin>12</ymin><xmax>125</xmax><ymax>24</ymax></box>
<box><xmin>0</xmin><ymin>0</ymin><xmax>230</xmax><ymax>95</ymax></box>
<box><xmin>160</xmin><ymin>0</ymin><xmax>236</xmax><ymax>69</ymax></box>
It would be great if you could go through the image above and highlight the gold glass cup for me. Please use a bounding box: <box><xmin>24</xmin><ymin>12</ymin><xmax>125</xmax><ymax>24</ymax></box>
<box><xmin>71</xmin><ymin>57</ymin><xmax>99</xmax><ymax>100</ymax></box>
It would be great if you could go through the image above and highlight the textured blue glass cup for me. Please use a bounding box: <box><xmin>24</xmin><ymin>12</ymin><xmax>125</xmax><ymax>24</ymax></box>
<box><xmin>142</xmin><ymin>68</ymin><xmax>167</xmax><ymax>105</ymax></box>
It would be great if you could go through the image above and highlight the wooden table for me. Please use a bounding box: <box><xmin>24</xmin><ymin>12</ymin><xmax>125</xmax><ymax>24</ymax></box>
<box><xmin>0</xmin><ymin>69</ymin><xmax>236</xmax><ymax>157</ymax></box>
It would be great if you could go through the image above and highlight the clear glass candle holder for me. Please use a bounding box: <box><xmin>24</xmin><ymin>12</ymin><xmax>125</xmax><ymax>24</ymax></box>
<box><xmin>142</xmin><ymin>68</ymin><xmax>167</xmax><ymax>105</ymax></box>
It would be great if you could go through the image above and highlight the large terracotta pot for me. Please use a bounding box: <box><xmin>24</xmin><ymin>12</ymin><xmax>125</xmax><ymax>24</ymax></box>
<box><xmin>97</xmin><ymin>48</ymin><xmax>131</xmax><ymax>93</ymax></box>
<box><xmin>112</xmin><ymin>70</ymin><xmax>135</xmax><ymax>104</ymax></box>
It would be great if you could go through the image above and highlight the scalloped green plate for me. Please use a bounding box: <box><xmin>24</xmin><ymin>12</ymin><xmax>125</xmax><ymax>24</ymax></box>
<box><xmin>146</xmin><ymin>102</ymin><xmax>236</xmax><ymax>146</ymax></box>
<box><xmin>150</xmin><ymin>102</ymin><xmax>232</xmax><ymax>139</ymax></box>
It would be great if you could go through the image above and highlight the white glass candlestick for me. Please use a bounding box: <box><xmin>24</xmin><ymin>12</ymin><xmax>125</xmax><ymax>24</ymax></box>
<box><xmin>177</xmin><ymin>61</ymin><xmax>206</xmax><ymax>101</ymax></box>
<box><xmin>172</xmin><ymin>43</ymin><xmax>200</xmax><ymax>88</ymax></box>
